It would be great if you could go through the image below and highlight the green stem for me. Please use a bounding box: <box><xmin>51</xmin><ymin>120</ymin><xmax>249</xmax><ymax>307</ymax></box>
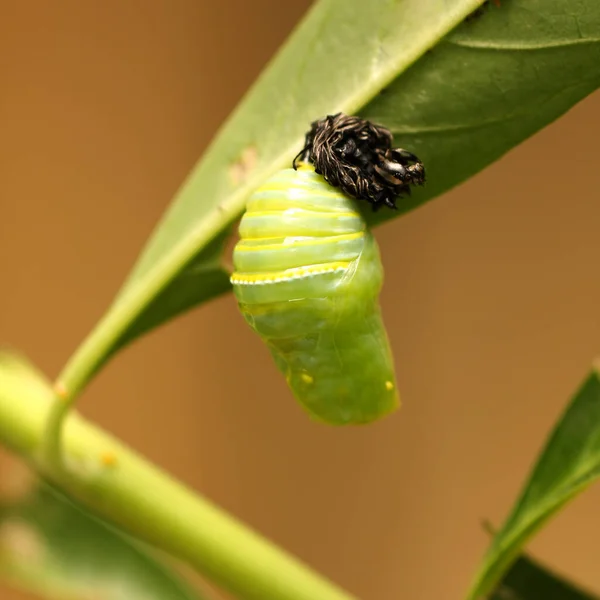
<box><xmin>1</xmin><ymin>353</ymin><xmax>355</xmax><ymax>600</ymax></box>
<box><xmin>41</xmin><ymin>208</ymin><xmax>232</xmax><ymax>465</ymax></box>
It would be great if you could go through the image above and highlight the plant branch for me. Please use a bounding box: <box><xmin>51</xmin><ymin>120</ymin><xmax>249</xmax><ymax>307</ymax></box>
<box><xmin>1</xmin><ymin>353</ymin><xmax>355</xmax><ymax>600</ymax></box>
<box><xmin>41</xmin><ymin>208</ymin><xmax>237</xmax><ymax>467</ymax></box>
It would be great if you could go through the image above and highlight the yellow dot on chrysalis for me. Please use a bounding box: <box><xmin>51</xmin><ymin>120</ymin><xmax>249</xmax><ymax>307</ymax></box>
<box><xmin>301</xmin><ymin>373</ymin><xmax>314</xmax><ymax>384</ymax></box>
<box><xmin>385</xmin><ymin>381</ymin><xmax>394</xmax><ymax>391</ymax></box>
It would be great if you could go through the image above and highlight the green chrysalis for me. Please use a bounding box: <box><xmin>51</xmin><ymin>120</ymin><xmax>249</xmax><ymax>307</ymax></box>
<box><xmin>230</xmin><ymin>114</ymin><xmax>425</xmax><ymax>425</ymax></box>
<box><xmin>231</xmin><ymin>164</ymin><xmax>398</xmax><ymax>425</ymax></box>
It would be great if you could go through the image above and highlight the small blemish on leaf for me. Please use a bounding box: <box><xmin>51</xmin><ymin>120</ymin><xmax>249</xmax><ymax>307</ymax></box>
<box><xmin>229</xmin><ymin>146</ymin><xmax>258</xmax><ymax>185</ymax></box>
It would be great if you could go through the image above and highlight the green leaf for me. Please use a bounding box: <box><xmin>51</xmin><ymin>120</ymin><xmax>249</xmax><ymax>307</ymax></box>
<box><xmin>57</xmin><ymin>0</ymin><xmax>600</xmax><ymax>399</ymax></box>
<box><xmin>0</xmin><ymin>476</ymin><xmax>205</xmax><ymax>600</ymax></box>
<box><xmin>363</xmin><ymin>0</ymin><xmax>600</xmax><ymax>225</ymax></box>
<box><xmin>489</xmin><ymin>552</ymin><xmax>599</xmax><ymax>600</ymax></box>
<box><xmin>466</xmin><ymin>369</ymin><xmax>600</xmax><ymax>599</ymax></box>
<box><xmin>56</xmin><ymin>0</ymin><xmax>486</xmax><ymax>396</ymax></box>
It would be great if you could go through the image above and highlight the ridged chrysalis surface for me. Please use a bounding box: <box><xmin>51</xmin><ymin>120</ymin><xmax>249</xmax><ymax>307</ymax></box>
<box><xmin>231</xmin><ymin>164</ymin><xmax>399</xmax><ymax>425</ymax></box>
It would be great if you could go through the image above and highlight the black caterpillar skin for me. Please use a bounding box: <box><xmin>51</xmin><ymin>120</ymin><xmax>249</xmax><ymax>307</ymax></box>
<box><xmin>293</xmin><ymin>113</ymin><xmax>425</xmax><ymax>210</ymax></box>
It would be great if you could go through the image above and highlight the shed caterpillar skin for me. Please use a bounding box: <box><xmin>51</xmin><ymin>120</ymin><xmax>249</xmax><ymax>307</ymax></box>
<box><xmin>230</xmin><ymin>114</ymin><xmax>425</xmax><ymax>425</ymax></box>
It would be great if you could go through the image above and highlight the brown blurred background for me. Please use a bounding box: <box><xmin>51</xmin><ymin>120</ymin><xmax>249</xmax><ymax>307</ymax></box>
<box><xmin>1</xmin><ymin>2</ymin><xmax>600</xmax><ymax>600</ymax></box>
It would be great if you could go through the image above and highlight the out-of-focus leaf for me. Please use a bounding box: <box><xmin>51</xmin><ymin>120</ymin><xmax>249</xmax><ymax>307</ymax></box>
<box><xmin>0</xmin><ymin>477</ymin><xmax>206</xmax><ymax>600</ymax></box>
<box><xmin>489</xmin><ymin>552</ymin><xmax>599</xmax><ymax>600</ymax></box>
<box><xmin>467</xmin><ymin>370</ymin><xmax>600</xmax><ymax>599</ymax></box>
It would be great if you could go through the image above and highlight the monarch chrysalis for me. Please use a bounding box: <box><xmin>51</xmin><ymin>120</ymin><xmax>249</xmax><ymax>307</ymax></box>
<box><xmin>231</xmin><ymin>114</ymin><xmax>425</xmax><ymax>425</ymax></box>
